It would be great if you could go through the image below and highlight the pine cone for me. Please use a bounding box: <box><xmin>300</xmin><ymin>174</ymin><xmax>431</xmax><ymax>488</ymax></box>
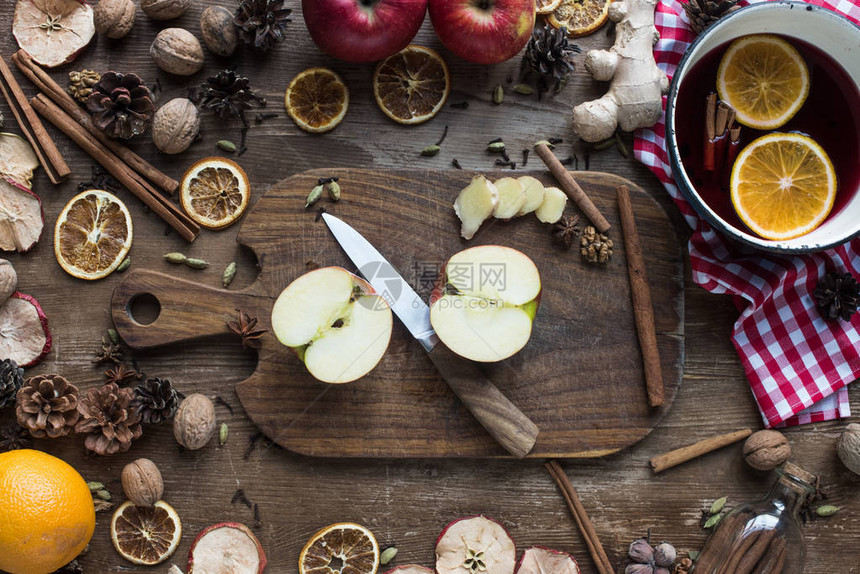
<box><xmin>86</xmin><ymin>72</ymin><xmax>155</xmax><ymax>140</ymax></box>
<box><xmin>75</xmin><ymin>382</ymin><xmax>143</xmax><ymax>455</ymax></box>
<box><xmin>580</xmin><ymin>226</ymin><xmax>614</xmax><ymax>264</ymax></box>
<box><xmin>520</xmin><ymin>25</ymin><xmax>580</xmax><ymax>94</ymax></box>
<box><xmin>682</xmin><ymin>0</ymin><xmax>741</xmax><ymax>34</ymax></box>
<box><xmin>15</xmin><ymin>374</ymin><xmax>81</xmax><ymax>438</ymax></box>
<box><xmin>193</xmin><ymin>69</ymin><xmax>266</xmax><ymax>126</ymax></box>
<box><xmin>68</xmin><ymin>69</ymin><xmax>101</xmax><ymax>104</ymax></box>
<box><xmin>0</xmin><ymin>424</ymin><xmax>30</xmax><ymax>452</ymax></box>
<box><xmin>234</xmin><ymin>0</ymin><xmax>292</xmax><ymax>52</ymax></box>
<box><xmin>131</xmin><ymin>378</ymin><xmax>183</xmax><ymax>424</ymax></box>
<box><xmin>813</xmin><ymin>272</ymin><xmax>860</xmax><ymax>321</ymax></box>
<box><xmin>0</xmin><ymin>358</ymin><xmax>24</xmax><ymax>409</ymax></box>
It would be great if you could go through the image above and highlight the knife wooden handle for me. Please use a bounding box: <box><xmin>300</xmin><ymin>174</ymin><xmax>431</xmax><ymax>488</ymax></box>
<box><xmin>427</xmin><ymin>344</ymin><xmax>539</xmax><ymax>459</ymax></box>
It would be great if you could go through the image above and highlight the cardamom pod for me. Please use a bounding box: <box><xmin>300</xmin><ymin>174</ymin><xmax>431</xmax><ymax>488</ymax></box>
<box><xmin>326</xmin><ymin>181</ymin><xmax>341</xmax><ymax>201</ymax></box>
<box><xmin>534</xmin><ymin>140</ymin><xmax>555</xmax><ymax>149</ymax></box>
<box><xmin>592</xmin><ymin>137</ymin><xmax>616</xmax><ymax>151</ymax></box>
<box><xmin>95</xmin><ymin>489</ymin><xmax>111</xmax><ymax>501</ymax></box>
<box><xmin>306</xmin><ymin>185</ymin><xmax>324</xmax><ymax>209</ymax></box>
<box><xmin>487</xmin><ymin>142</ymin><xmax>506</xmax><ymax>153</ymax></box>
<box><xmin>615</xmin><ymin>131</ymin><xmax>629</xmax><ymax>158</ymax></box>
<box><xmin>164</xmin><ymin>252</ymin><xmax>187</xmax><ymax>264</ymax></box>
<box><xmin>219</xmin><ymin>423</ymin><xmax>229</xmax><ymax>446</ymax></box>
<box><xmin>703</xmin><ymin>513</ymin><xmax>723</xmax><ymax>529</ymax></box>
<box><xmin>710</xmin><ymin>496</ymin><xmax>727</xmax><ymax>515</ymax></box>
<box><xmin>107</xmin><ymin>329</ymin><xmax>120</xmax><ymax>345</ymax></box>
<box><xmin>116</xmin><ymin>257</ymin><xmax>131</xmax><ymax>273</ymax></box>
<box><xmin>217</xmin><ymin>140</ymin><xmax>237</xmax><ymax>153</ymax></box>
<box><xmin>513</xmin><ymin>83</ymin><xmax>533</xmax><ymax>95</ymax></box>
<box><xmin>421</xmin><ymin>144</ymin><xmax>441</xmax><ymax>157</ymax></box>
<box><xmin>815</xmin><ymin>505</ymin><xmax>839</xmax><ymax>517</ymax></box>
<box><xmin>492</xmin><ymin>84</ymin><xmax>504</xmax><ymax>105</ymax></box>
<box><xmin>87</xmin><ymin>481</ymin><xmax>105</xmax><ymax>492</ymax></box>
<box><xmin>380</xmin><ymin>547</ymin><xmax>398</xmax><ymax>565</ymax></box>
<box><xmin>185</xmin><ymin>258</ymin><xmax>209</xmax><ymax>270</ymax></box>
<box><xmin>223</xmin><ymin>262</ymin><xmax>237</xmax><ymax>288</ymax></box>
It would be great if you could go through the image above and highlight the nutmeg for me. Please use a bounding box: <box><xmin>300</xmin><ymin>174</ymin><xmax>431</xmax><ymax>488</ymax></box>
<box><xmin>150</xmin><ymin>28</ymin><xmax>204</xmax><ymax>76</ymax></box>
<box><xmin>200</xmin><ymin>6</ymin><xmax>238</xmax><ymax>57</ymax></box>
<box><xmin>93</xmin><ymin>0</ymin><xmax>136</xmax><ymax>39</ymax></box>
<box><xmin>141</xmin><ymin>0</ymin><xmax>191</xmax><ymax>20</ymax></box>
<box><xmin>0</xmin><ymin>259</ymin><xmax>17</xmax><ymax>305</ymax></box>
<box><xmin>121</xmin><ymin>458</ymin><xmax>163</xmax><ymax>507</ymax></box>
<box><xmin>837</xmin><ymin>423</ymin><xmax>860</xmax><ymax>475</ymax></box>
<box><xmin>743</xmin><ymin>429</ymin><xmax>791</xmax><ymax>471</ymax></box>
<box><xmin>173</xmin><ymin>393</ymin><xmax>216</xmax><ymax>450</ymax></box>
<box><xmin>152</xmin><ymin>98</ymin><xmax>200</xmax><ymax>154</ymax></box>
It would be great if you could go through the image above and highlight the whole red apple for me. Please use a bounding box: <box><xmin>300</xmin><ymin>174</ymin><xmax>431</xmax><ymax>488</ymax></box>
<box><xmin>302</xmin><ymin>0</ymin><xmax>429</xmax><ymax>63</ymax></box>
<box><xmin>428</xmin><ymin>0</ymin><xmax>535</xmax><ymax>64</ymax></box>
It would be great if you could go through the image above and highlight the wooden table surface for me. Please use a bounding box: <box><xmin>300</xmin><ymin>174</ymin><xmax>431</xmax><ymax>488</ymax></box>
<box><xmin>0</xmin><ymin>2</ymin><xmax>857</xmax><ymax>573</ymax></box>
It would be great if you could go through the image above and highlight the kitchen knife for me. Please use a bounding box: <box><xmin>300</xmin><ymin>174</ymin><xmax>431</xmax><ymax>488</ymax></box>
<box><xmin>321</xmin><ymin>212</ymin><xmax>539</xmax><ymax>459</ymax></box>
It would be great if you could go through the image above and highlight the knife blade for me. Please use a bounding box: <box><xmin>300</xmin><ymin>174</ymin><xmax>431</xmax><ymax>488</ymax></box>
<box><xmin>322</xmin><ymin>213</ymin><xmax>539</xmax><ymax>458</ymax></box>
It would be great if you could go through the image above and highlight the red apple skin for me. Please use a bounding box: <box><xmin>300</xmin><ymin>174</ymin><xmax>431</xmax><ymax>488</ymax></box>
<box><xmin>428</xmin><ymin>0</ymin><xmax>535</xmax><ymax>64</ymax></box>
<box><xmin>302</xmin><ymin>0</ymin><xmax>429</xmax><ymax>63</ymax></box>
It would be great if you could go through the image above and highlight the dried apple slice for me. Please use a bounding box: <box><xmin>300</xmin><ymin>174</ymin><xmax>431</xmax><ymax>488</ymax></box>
<box><xmin>384</xmin><ymin>567</ymin><xmax>434</xmax><ymax>574</ymax></box>
<box><xmin>13</xmin><ymin>0</ymin><xmax>95</xmax><ymax>68</ymax></box>
<box><xmin>516</xmin><ymin>546</ymin><xmax>580</xmax><ymax>574</ymax></box>
<box><xmin>0</xmin><ymin>178</ymin><xmax>44</xmax><ymax>252</ymax></box>
<box><xmin>454</xmin><ymin>175</ymin><xmax>498</xmax><ymax>240</ymax></box>
<box><xmin>188</xmin><ymin>523</ymin><xmax>266</xmax><ymax>574</ymax></box>
<box><xmin>436</xmin><ymin>516</ymin><xmax>516</xmax><ymax>574</ymax></box>
<box><xmin>0</xmin><ymin>133</ymin><xmax>39</xmax><ymax>189</ymax></box>
<box><xmin>0</xmin><ymin>292</ymin><xmax>52</xmax><ymax>367</ymax></box>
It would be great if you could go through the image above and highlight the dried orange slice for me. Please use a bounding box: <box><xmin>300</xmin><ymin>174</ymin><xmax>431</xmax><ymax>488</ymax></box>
<box><xmin>730</xmin><ymin>133</ymin><xmax>836</xmax><ymax>240</ymax></box>
<box><xmin>54</xmin><ymin>189</ymin><xmax>132</xmax><ymax>280</ymax></box>
<box><xmin>537</xmin><ymin>0</ymin><xmax>564</xmax><ymax>14</ymax></box>
<box><xmin>110</xmin><ymin>500</ymin><xmax>181</xmax><ymax>566</ymax></box>
<box><xmin>717</xmin><ymin>35</ymin><xmax>809</xmax><ymax>130</ymax></box>
<box><xmin>285</xmin><ymin>67</ymin><xmax>349</xmax><ymax>133</ymax></box>
<box><xmin>180</xmin><ymin>157</ymin><xmax>250</xmax><ymax>230</ymax></box>
<box><xmin>373</xmin><ymin>45</ymin><xmax>450</xmax><ymax>125</ymax></box>
<box><xmin>547</xmin><ymin>0</ymin><xmax>611</xmax><ymax>37</ymax></box>
<box><xmin>299</xmin><ymin>522</ymin><xmax>379</xmax><ymax>574</ymax></box>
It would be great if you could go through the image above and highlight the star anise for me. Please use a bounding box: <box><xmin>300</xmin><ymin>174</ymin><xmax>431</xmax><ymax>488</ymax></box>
<box><xmin>552</xmin><ymin>215</ymin><xmax>581</xmax><ymax>249</ymax></box>
<box><xmin>0</xmin><ymin>423</ymin><xmax>30</xmax><ymax>452</ymax></box>
<box><xmin>192</xmin><ymin>69</ymin><xmax>266</xmax><ymax>127</ymax></box>
<box><xmin>227</xmin><ymin>309</ymin><xmax>268</xmax><ymax>349</ymax></box>
<box><xmin>104</xmin><ymin>363</ymin><xmax>141</xmax><ymax>386</ymax></box>
<box><xmin>93</xmin><ymin>338</ymin><xmax>123</xmax><ymax>365</ymax></box>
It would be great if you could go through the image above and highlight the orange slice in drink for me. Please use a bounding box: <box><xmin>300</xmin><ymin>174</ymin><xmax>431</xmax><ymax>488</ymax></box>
<box><xmin>54</xmin><ymin>189</ymin><xmax>132</xmax><ymax>280</ymax></box>
<box><xmin>547</xmin><ymin>0</ymin><xmax>611</xmax><ymax>37</ymax></box>
<box><xmin>299</xmin><ymin>522</ymin><xmax>379</xmax><ymax>574</ymax></box>
<box><xmin>717</xmin><ymin>34</ymin><xmax>809</xmax><ymax>130</ymax></box>
<box><xmin>730</xmin><ymin>133</ymin><xmax>836</xmax><ymax>240</ymax></box>
<box><xmin>373</xmin><ymin>45</ymin><xmax>450</xmax><ymax>125</ymax></box>
<box><xmin>180</xmin><ymin>157</ymin><xmax>250</xmax><ymax>230</ymax></box>
<box><xmin>285</xmin><ymin>67</ymin><xmax>349</xmax><ymax>133</ymax></box>
<box><xmin>110</xmin><ymin>500</ymin><xmax>182</xmax><ymax>566</ymax></box>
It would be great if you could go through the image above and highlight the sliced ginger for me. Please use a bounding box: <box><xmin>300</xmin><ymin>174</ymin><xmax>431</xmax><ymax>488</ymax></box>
<box><xmin>535</xmin><ymin>186</ymin><xmax>568</xmax><ymax>223</ymax></box>
<box><xmin>453</xmin><ymin>175</ymin><xmax>498</xmax><ymax>240</ymax></box>
<box><xmin>516</xmin><ymin>176</ymin><xmax>546</xmax><ymax>216</ymax></box>
<box><xmin>492</xmin><ymin>177</ymin><xmax>527</xmax><ymax>220</ymax></box>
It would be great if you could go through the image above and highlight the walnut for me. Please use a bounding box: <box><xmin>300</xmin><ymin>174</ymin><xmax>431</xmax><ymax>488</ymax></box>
<box><xmin>121</xmin><ymin>458</ymin><xmax>163</xmax><ymax>507</ymax></box>
<box><xmin>173</xmin><ymin>393</ymin><xmax>216</xmax><ymax>450</ymax></box>
<box><xmin>141</xmin><ymin>0</ymin><xmax>191</xmax><ymax>21</ymax></box>
<box><xmin>152</xmin><ymin>98</ymin><xmax>200</xmax><ymax>154</ymax></box>
<box><xmin>150</xmin><ymin>28</ymin><xmax>204</xmax><ymax>76</ymax></box>
<box><xmin>93</xmin><ymin>0</ymin><xmax>136</xmax><ymax>39</ymax></box>
<box><xmin>200</xmin><ymin>6</ymin><xmax>239</xmax><ymax>57</ymax></box>
<box><xmin>837</xmin><ymin>423</ymin><xmax>860</xmax><ymax>476</ymax></box>
<box><xmin>743</xmin><ymin>430</ymin><xmax>791</xmax><ymax>471</ymax></box>
<box><xmin>0</xmin><ymin>259</ymin><xmax>18</xmax><ymax>305</ymax></box>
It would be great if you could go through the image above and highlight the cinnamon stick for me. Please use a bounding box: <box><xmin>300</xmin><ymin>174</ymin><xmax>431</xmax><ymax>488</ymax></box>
<box><xmin>617</xmin><ymin>185</ymin><xmax>663</xmax><ymax>407</ymax></box>
<box><xmin>12</xmin><ymin>50</ymin><xmax>179</xmax><ymax>195</ymax></box>
<box><xmin>534</xmin><ymin>143</ymin><xmax>611</xmax><ymax>233</ymax></box>
<box><xmin>753</xmin><ymin>537</ymin><xmax>786</xmax><ymax>574</ymax></box>
<box><xmin>31</xmin><ymin>95</ymin><xmax>199</xmax><ymax>242</ymax></box>
<box><xmin>713</xmin><ymin>102</ymin><xmax>732</xmax><ymax>175</ymax></box>
<box><xmin>736</xmin><ymin>528</ymin><xmax>777</xmax><ymax>574</ymax></box>
<box><xmin>649</xmin><ymin>428</ymin><xmax>752</xmax><ymax>473</ymax></box>
<box><xmin>545</xmin><ymin>461</ymin><xmax>613</xmax><ymax>574</ymax></box>
<box><xmin>0</xmin><ymin>54</ymin><xmax>69</xmax><ymax>184</ymax></box>
<box><xmin>723</xmin><ymin>125</ymin><xmax>742</xmax><ymax>190</ymax></box>
<box><xmin>694</xmin><ymin>512</ymin><xmax>745</xmax><ymax>573</ymax></box>
<box><xmin>719</xmin><ymin>529</ymin><xmax>760</xmax><ymax>574</ymax></box>
<box><xmin>703</xmin><ymin>93</ymin><xmax>717</xmax><ymax>171</ymax></box>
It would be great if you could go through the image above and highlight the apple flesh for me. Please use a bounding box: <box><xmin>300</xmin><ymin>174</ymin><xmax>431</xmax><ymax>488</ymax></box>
<box><xmin>430</xmin><ymin>245</ymin><xmax>540</xmax><ymax>362</ymax></box>
<box><xmin>492</xmin><ymin>177</ymin><xmax>526</xmax><ymax>219</ymax></box>
<box><xmin>302</xmin><ymin>0</ymin><xmax>428</xmax><ymax>63</ymax></box>
<box><xmin>271</xmin><ymin>267</ymin><xmax>393</xmax><ymax>383</ymax></box>
<box><xmin>428</xmin><ymin>0</ymin><xmax>536</xmax><ymax>65</ymax></box>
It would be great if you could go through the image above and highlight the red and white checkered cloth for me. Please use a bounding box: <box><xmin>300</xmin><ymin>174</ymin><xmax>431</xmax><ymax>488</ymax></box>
<box><xmin>634</xmin><ymin>0</ymin><xmax>860</xmax><ymax>427</ymax></box>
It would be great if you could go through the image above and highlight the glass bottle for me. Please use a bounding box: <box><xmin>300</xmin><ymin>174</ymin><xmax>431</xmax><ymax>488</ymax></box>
<box><xmin>691</xmin><ymin>462</ymin><xmax>815</xmax><ymax>574</ymax></box>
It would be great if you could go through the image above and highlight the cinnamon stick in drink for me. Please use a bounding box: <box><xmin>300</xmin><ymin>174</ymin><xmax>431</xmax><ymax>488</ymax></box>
<box><xmin>713</xmin><ymin>101</ymin><xmax>732</xmax><ymax>176</ymax></box>
<box><xmin>703</xmin><ymin>93</ymin><xmax>717</xmax><ymax>172</ymax></box>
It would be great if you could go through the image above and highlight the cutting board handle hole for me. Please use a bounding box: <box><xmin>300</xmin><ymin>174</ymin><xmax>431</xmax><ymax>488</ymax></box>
<box><xmin>127</xmin><ymin>293</ymin><xmax>161</xmax><ymax>326</ymax></box>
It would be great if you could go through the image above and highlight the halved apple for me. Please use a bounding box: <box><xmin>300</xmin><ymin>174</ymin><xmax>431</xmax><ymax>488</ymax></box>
<box><xmin>271</xmin><ymin>267</ymin><xmax>393</xmax><ymax>384</ymax></box>
<box><xmin>429</xmin><ymin>245</ymin><xmax>540</xmax><ymax>362</ymax></box>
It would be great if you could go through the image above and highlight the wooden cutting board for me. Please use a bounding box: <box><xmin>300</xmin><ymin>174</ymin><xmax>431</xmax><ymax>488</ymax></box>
<box><xmin>111</xmin><ymin>169</ymin><xmax>684</xmax><ymax>458</ymax></box>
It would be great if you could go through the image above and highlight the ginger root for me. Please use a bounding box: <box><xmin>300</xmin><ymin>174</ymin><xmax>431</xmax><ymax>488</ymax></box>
<box><xmin>572</xmin><ymin>0</ymin><xmax>670</xmax><ymax>142</ymax></box>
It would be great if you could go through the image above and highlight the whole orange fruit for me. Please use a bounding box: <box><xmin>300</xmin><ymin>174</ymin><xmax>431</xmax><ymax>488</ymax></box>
<box><xmin>0</xmin><ymin>449</ymin><xmax>95</xmax><ymax>574</ymax></box>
